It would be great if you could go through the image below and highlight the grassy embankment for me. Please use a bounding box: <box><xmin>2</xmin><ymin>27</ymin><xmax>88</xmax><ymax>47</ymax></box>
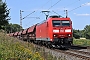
<box><xmin>0</xmin><ymin>32</ymin><xmax>44</xmax><ymax>60</ymax></box>
<box><xmin>73</xmin><ymin>39</ymin><xmax>90</xmax><ymax>46</ymax></box>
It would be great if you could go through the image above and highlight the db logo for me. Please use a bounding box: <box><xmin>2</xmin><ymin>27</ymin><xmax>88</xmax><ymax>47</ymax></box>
<box><xmin>60</xmin><ymin>30</ymin><xmax>64</xmax><ymax>32</ymax></box>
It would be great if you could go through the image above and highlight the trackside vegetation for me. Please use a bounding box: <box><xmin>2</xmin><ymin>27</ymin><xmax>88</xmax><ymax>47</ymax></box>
<box><xmin>0</xmin><ymin>32</ymin><xmax>44</xmax><ymax>60</ymax></box>
<box><xmin>73</xmin><ymin>39</ymin><xmax>90</xmax><ymax>46</ymax></box>
<box><xmin>73</xmin><ymin>25</ymin><xmax>90</xmax><ymax>39</ymax></box>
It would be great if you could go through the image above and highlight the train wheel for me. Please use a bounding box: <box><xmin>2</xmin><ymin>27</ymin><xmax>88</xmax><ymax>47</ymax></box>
<box><xmin>69</xmin><ymin>41</ymin><xmax>73</xmax><ymax>46</ymax></box>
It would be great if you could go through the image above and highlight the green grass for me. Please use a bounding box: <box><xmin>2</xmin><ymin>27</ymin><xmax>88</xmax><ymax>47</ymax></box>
<box><xmin>73</xmin><ymin>39</ymin><xmax>90</xmax><ymax>46</ymax></box>
<box><xmin>0</xmin><ymin>32</ymin><xmax>44</xmax><ymax>60</ymax></box>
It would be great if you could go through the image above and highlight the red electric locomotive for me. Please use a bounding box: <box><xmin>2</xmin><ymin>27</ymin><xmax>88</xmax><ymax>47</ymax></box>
<box><xmin>36</xmin><ymin>15</ymin><xmax>73</xmax><ymax>47</ymax></box>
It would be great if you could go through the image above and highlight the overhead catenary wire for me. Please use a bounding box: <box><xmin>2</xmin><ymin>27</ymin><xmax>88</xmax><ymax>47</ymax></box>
<box><xmin>24</xmin><ymin>0</ymin><xmax>54</xmax><ymax>28</ymax></box>
<box><xmin>64</xmin><ymin>0</ymin><xmax>81</xmax><ymax>8</ymax></box>
<box><xmin>25</xmin><ymin>0</ymin><xmax>52</xmax><ymax>19</ymax></box>
<box><xmin>69</xmin><ymin>2</ymin><xmax>90</xmax><ymax>12</ymax></box>
<box><xmin>24</xmin><ymin>0</ymin><xmax>52</xmax><ymax>21</ymax></box>
<box><xmin>62</xmin><ymin>0</ymin><xmax>82</xmax><ymax>16</ymax></box>
<box><xmin>22</xmin><ymin>0</ymin><xmax>52</xmax><ymax>20</ymax></box>
<box><xmin>37</xmin><ymin>0</ymin><xmax>54</xmax><ymax>17</ymax></box>
<box><xmin>22</xmin><ymin>11</ymin><xmax>35</xmax><ymax>20</ymax></box>
<box><xmin>49</xmin><ymin>0</ymin><xmax>82</xmax><ymax>16</ymax></box>
<box><xmin>38</xmin><ymin>0</ymin><xmax>62</xmax><ymax>19</ymax></box>
<box><xmin>62</xmin><ymin>2</ymin><xmax>90</xmax><ymax>16</ymax></box>
<box><xmin>48</xmin><ymin>0</ymin><xmax>62</xmax><ymax>10</ymax></box>
<box><xmin>41</xmin><ymin>0</ymin><xmax>51</xmax><ymax>9</ymax></box>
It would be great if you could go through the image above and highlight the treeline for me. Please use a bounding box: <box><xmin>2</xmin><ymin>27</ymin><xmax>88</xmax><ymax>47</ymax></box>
<box><xmin>0</xmin><ymin>0</ymin><xmax>22</xmax><ymax>33</ymax></box>
<box><xmin>0</xmin><ymin>0</ymin><xmax>10</xmax><ymax>29</ymax></box>
<box><xmin>73</xmin><ymin>25</ymin><xmax>90</xmax><ymax>39</ymax></box>
<box><xmin>5</xmin><ymin>23</ymin><xmax>22</xmax><ymax>33</ymax></box>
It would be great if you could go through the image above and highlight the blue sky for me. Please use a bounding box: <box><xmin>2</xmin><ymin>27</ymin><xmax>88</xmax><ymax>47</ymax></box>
<box><xmin>3</xmin><ymin>0</ymin><xmax>90</xmax><ymax>30</ymax></box>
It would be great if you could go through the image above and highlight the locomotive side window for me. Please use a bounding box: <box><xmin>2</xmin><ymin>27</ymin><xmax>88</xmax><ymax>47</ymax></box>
<box><xmin>52</xmin><ymin>20</ymin><xmax>61</xmax><ymax>26</ymax></box>
<box><xmin>62</xmin><ymin>21</ymin><xmax>70</xmax><ymax>26</ymax></box>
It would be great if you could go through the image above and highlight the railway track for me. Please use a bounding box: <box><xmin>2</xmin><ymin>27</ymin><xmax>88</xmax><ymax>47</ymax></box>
<box><xmin>65</xmin><ymin>49</ymin><xmax>90</xmax><ymax>60</ymax></box>
<box><xmin>51</xmin><ymin>48</ymin><xmax>90</xmax><ymax>60</ymax></box>
<box><xmin>87</xmin><ymin>46</ymin><xmax>90</xmax><ymax>49</ymax></box>
<box><xmin>33</xmin><ymin>43</ymin><xmax>90</xmax><ymax>60</ymax></box>
<box><xmin>57</xmin><ymin>45</ymin><xmax>90</xmax><ymax>60</ymax></box>
<box><xmin>69</xmin><ymin>49</ymin><xmax>90</xmax><ymax>56</ymax></box>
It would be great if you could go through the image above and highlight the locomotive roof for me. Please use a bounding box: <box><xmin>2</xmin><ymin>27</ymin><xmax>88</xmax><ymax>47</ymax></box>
<box><xmin>37</xmin><ymin>15</ymin><xmax>71</xmax><ymax>25</ymax></box>
<box><xmin>49</xmin><ymin>15</ymin><xmax>60</xmax><ymax>18</ymax></box>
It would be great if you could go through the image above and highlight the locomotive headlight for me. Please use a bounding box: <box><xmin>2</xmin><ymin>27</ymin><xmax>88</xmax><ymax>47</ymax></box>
<box><xmin>67</xmin><ymin>34</ymin><xmax>71</xmax><ymax>37</ymax></box>
<box><xmin>54</xmin><ymin>35</ymin><xmax>56</xmax><ymax>37</ymax></box>
<box><xmin>53</xmin><ymin>30</ymin><xmax>59</xmax><ymax>33</ymax></box>
<box><xmin>53</xmin><ymin>34</ymin><xmax>57</xmax><ymax>37</ymax></box>
<box><xmin>65</xmin><ymin>29</ymin><xmax>71</xmax><ymax>32</ymax></box>
<box><xmin>50</xmin><ymin>39</ymin><xmax>53</xmax><ymax>41</ymax></box>
<box><xmin>68</xmin><ymin>34</ymin><xmax>71</xmax><ymax>36</ymax></box>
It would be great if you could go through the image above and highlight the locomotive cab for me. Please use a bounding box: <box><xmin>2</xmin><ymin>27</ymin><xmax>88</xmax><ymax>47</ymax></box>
<box><xmin>48</xmin><ymin>15</ymin><xmax>73</xmax><ymax>46</ymax></box>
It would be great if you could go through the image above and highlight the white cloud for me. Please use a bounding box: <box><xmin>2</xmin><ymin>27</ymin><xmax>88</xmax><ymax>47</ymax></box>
<box><xmin>82</xmin><ymin>2</ymin><xmax>90</xmax><ymax>6</ymax></box>
<box><xmin>77</xmin><ymin>14</ymin><xmax>90</xmax><ymax>16</ymax></box>
<box><xmin>74</xmin><ymin>13</ymin><xmax>90</xmax><ymax>16</ymax></box>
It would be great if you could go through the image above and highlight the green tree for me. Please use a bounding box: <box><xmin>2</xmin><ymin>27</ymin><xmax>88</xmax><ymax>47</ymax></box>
<box><xmin>12</xmin><ymin>24</ymin><xmax>22</xmax><ymax>32</ymax></box>
<box><xmin>0</xmin><ymin>0</ymin><xmax>10</xmax><ymax>29</ymax></box>
<box><xmin>73</xmin><ymin>25</ymin><xmax>90</xmax><ymax>39</ymax></box>
<box><xmin>73</xmin><ymin>29</ymin><xmax>80</xmax><ymax>39</ymax></box>
<box><xmin>84</xmin><ymin>25</ymin><xmax>90</xmax><ymax>39</ymax></box>
<box><xmin>80</xmin><ymin>30</ymin><xmax>85</xmax><ymax>38</ymax></box>
<box><xmin>6</xmin><ymin>23</ymin><xmax>22</xmax><ymax>33</ymax></box>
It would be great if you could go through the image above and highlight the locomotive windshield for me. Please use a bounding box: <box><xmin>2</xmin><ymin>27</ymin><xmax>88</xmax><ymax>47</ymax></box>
<box><xmin>52</xmin><ymin>20</ymin><xmax>70</xmax><ymax>27</ymax></box>
<box><xmin>52</xmin><ymin>20</ymin><xmax>61</xmax><ymax>26</ymax></box>
<box><xmin>62</xmin><ymin>21</ymin><xmax>70</xmax><ymax>26</ymax></box>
